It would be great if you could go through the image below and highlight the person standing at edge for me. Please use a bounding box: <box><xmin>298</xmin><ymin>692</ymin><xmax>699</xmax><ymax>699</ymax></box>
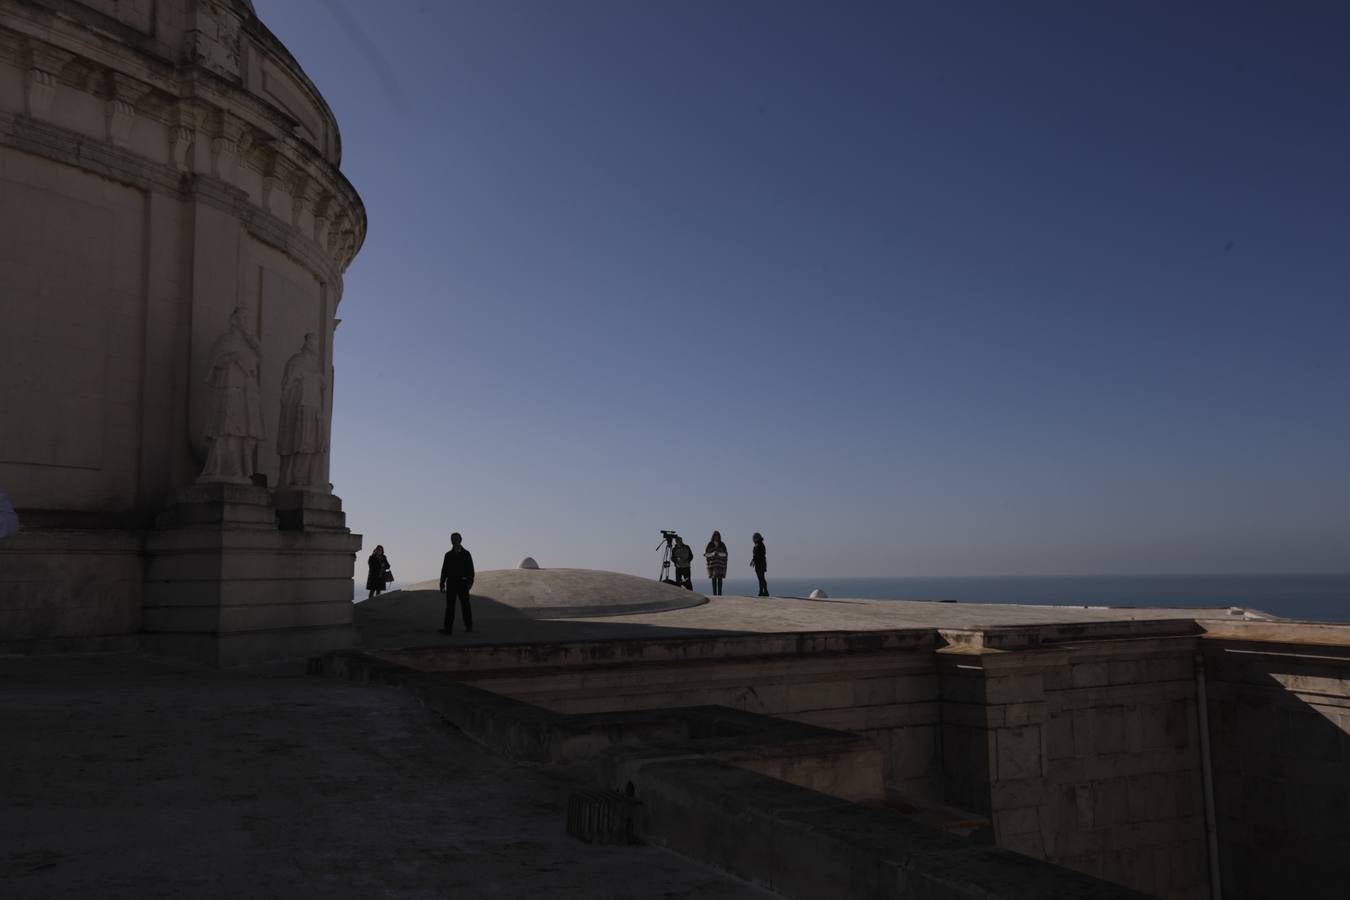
<box><xmin>704</xmin><ymin>531</ymin><xmax>728</xmax><ymax>596</ymax></box>
<box><xmin>366</xmin><ymin>544</ymin><xmax>392</xmax><ymax>600</ymax></box>
<box><xmin>671</xmin><ymin>535</ymin><xmax>694</xmax><ymax>590</ymax></box>
<box><xmin>438</xmin><ymin>532</ymin><xmax>475</xmax><ymax>635</ymax></box>
<box><xmin>751</xmin><ymin>532</ymin><xmax>769</xmax><ymax>597</ymax></box>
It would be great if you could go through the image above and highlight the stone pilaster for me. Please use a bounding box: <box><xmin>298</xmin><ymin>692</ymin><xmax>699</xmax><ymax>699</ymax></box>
<box><xmin>288</xmin><ymin>171</ymin><xmax>311</xmax><ymax>227</ymax></box>
<box><xmin>312</xmin><ymin>192</ymin><xmax>333</xmax><ymax>246</ymax></box>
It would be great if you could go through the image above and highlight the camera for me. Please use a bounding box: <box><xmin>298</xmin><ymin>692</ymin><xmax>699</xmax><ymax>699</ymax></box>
<box><xmin>655</xmin><ymin>530</ymin><xmax>681</xmax><ymax>581</ymax></box>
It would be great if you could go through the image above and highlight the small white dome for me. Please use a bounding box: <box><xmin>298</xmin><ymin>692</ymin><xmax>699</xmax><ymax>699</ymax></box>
<box><xmin>808</xmin><ymin>588</ymin><xmax>828</xmax><ymax>599</ymax></box>
<box><xmin>518</xmin><ymin>557</ymin><xmax>540</xmax><ymax>570</ymax></box>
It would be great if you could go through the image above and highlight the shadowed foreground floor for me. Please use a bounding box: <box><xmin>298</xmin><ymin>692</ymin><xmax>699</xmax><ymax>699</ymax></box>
<box><xmin>0</xmin><ymin>654</ymin><xmax>769</xmax><ymax>899</ymax></box>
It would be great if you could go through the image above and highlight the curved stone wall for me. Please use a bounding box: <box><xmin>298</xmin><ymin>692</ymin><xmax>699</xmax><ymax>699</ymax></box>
<box><xmin>0</xmin><ymin>0</ymin><xmax>366</xmax><ymax>652</ymax></box>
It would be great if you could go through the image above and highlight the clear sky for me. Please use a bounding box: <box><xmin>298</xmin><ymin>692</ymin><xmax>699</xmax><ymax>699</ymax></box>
<box><xmin>255</xmin><ymin>0</ymin><xmax>1349</xmax><ymax>581</ymax></box>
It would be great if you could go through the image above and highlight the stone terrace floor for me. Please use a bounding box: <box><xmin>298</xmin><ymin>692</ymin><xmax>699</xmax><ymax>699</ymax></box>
<box><xmin>0</xmin><ymin>653</ymin><xmax>770</xmax><ymax>899</ymax></box>
<box><xmin>357</xmin><ymin>590</ymin><xmax>1255</xmax><ymax>650</ymax></box>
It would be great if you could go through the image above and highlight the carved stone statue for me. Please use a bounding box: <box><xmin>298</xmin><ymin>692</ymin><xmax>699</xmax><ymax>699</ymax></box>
<box><xmin>277</xmin><ymin>332</ymin><xmax>329</xmax><ymax>491</ymax></box>
<box><xmin>198</xmin><ymin>308</ymin><xmax>265</xmax><ymax>484</ymax></box>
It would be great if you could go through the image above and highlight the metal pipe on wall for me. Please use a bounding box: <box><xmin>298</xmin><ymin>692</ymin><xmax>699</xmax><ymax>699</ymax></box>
<box><xmin>1194</xmin><ymin>652</ymin><xmax>1223</xmax><ymax>900</ymax></box>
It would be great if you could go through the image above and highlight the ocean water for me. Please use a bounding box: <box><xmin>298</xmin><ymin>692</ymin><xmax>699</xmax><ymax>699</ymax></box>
<box><xmin>716</xmin><ymin>574</ymin><xmax>1350</xmax><ymax>623</ymax></box>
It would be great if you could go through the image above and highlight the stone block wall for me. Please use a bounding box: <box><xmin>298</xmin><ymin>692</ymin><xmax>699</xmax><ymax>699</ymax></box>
<box><xmin>319</xmin><ymin>649</ymin><xmax>1154</xmax><ymax>900</ymax></box>
<box><xmin>458</xmin><ymin>634</ymin><xmax>947</xmax><ymax>803</ymax></box>
<box><xmin>1201</xmin><ymin>626</ymin><xmax>1350</xmax><ymax>900</ymax></box>
<box><xmin>0</xmin><ymin>530</ymin><xmax>141</xmax><ymax>649</ymax></box>
<box><xmin>938</xmin><ymin>628</ymin><xmax>1210</xmax><ymax>900</ymax></box>
<box><xmin>387</xmin><ymin>621</ymin><xmax>1350</xmax><ymax>900</ymax></box>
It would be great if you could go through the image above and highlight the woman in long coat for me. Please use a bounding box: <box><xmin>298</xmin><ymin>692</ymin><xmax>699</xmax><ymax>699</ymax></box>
<box><xmin>366</xmin><ymin>545</ymin><xmax>392</xmax><ymax>600</ymax></box>
<box><xmin>704</xmin><ymin>531</ymin><xmax>728</xmax><ymax>596</ymax></box>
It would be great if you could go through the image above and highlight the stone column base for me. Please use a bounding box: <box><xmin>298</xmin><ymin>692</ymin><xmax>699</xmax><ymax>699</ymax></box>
<box><xmin>143</xmin><ymin>483</ymin><xmax>361</xmax><ymax>667</ymax></box>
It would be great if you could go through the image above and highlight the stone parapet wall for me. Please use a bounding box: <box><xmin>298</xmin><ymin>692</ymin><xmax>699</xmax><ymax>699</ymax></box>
<box><xmin>939</xmin><ymin>632</ymin><xmax>1209</xmax><ymax>898</ymax></box>
<box><xmin>315</xmin><ymin>649</ymin><xmax>1152</xmax><ymax>900</ymax></box>
<box><xmin>388</xmin><ymin>623</ymin><xmax>1216</xmax><ymax>898</ymax></box>
<box><xmin>352</xmin><ymin>619</ymin><xmax>1350</xmax><ymax>898</ymax></box>
<box><xmin>387</xmin><ymin>630</ymin><xmax>948</xmax><ymax>804</ymax></box>
<box><xmin>1199</xmin><ymin>622</ymin><xmax>1350</xmax><ymax>900</ymax></box>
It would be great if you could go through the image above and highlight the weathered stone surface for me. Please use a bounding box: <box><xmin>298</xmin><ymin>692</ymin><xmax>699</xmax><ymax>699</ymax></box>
<box><xmin>1202</xmin><ymin>631</ymin><xmax>1350</xmax><ymax>900</ymax></box>
<box><xmin>0</xmin><ymin>0</ymin><xmax>364</xmax><ymax>660</ymax></box>
<box><xmin>316</xmin><ymin>649</ymin><xmax>1153</xmax><ymax>900</ymax></box>
<box><xmin>373</xmin><ymin>569</ymin><xmax>709</xmax><ymax>621</ymax></box>
<box><xmin>0</xmin><ymin>654</ymin><xmax>769</xmax><ymax>899</ymax></box>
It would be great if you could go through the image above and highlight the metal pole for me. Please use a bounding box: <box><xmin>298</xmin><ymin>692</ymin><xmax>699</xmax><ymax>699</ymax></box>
<box><xmin>1194</xmin><ymin>652</ymin><xmax>1223</xmax><ymax>900</ymax></box>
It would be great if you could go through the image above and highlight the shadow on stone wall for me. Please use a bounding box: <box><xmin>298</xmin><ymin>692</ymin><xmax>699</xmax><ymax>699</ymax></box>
<box><xmin>1204</xmin><ymin>638</ymin><xmax>1350</xmax><ymax>900</ymax></box>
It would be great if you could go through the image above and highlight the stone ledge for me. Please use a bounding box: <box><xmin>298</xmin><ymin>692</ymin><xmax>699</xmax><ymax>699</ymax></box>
<box><xmin>373</xmin><ymin>629</ymin><xmax>941</xmax><ymax>674</ymax></box>
<box><xmin>0</xmin><ymin>632</ymin><xmax>141</xmax><ymax>656</ymax></box>
<box><xmin>1199</xmin><ymin>619</ymin><xmax>1350</xmax><ymax>651</ymax></box>
<box><xmin>941</xmin><ymin>619</ymin><xmax>1204</xmax><ymax>652</ymax></box>
<box><xmin>144</xmin><ymin>622</ymin><xmax>356</xmax><ymax>667</ymax></box>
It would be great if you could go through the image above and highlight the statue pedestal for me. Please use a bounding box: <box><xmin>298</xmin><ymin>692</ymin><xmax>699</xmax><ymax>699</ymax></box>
<box><xmin>143</xmin><ymin>483</ymin><xmax>360</xmax><ymax>667</ymax></box>
<box><xmin>273</xmin><ymin>489</ymin><xmax>347</xmax><ymax>532</ymax></box>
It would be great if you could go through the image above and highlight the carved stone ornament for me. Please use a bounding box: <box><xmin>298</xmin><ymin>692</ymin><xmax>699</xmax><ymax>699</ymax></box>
<box><xmin>24</xmin><ymin>42</ymin><xmax>72</xmax><ymax>119</ymax></box>
<box><xmin>104</xmin><ymin>72</ymin><xmax>151</xmax><ymax>148</ymax></box>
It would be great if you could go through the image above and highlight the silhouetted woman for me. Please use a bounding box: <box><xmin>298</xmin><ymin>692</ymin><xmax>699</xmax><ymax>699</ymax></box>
<box><xmin>366</xmin><ymin>545</ymin><xmax>392</xmax><ymax>600</ymax></box>
<box><xmin>704</xmin><ymin>531</ymin><xmax>728</xmax><ymax>596</ymax></box>
<box><xmin>751</xmin><ymin>532</ymin><xmax>768</xmax><ymax>597</ymax></box>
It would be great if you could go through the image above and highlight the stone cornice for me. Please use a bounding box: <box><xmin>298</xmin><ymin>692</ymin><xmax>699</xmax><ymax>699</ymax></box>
<box><xmin>245</xmin><ymin>16</ymin><xmax>346</xmax><ymax>165</ymax></box>
<box><xmin>0</xmin><ymin>5</ymin><xmax>366</xmax><ymax>265</ymax></box>
<box><xmin>0</xmin><ymin>109</ymin><xmax>346</xmax><ymax>293</ymax></box>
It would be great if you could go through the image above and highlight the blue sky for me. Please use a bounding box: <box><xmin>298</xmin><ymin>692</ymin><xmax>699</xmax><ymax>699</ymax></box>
<box><xmin>255</xmin><ymin>0</ymin><xmax>1349</xmax><ymax>580</ymax></box>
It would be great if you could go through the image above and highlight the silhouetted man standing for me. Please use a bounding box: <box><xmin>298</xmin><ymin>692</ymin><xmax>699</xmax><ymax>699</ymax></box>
<box><xmin>438</xmin><ymin>532</ymin><xmax>474</xmax><ymax>634</ymax></box>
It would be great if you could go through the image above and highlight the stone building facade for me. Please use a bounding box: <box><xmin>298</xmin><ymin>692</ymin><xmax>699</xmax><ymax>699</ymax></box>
<box><xmin>0</xmin><ymin>0</ymin><xmax>366</xmax><ymax>664</ymax></box>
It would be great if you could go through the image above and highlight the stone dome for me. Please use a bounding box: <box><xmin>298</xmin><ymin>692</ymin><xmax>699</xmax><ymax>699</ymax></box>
<box><xmin>365</xmin><ymin>568</ymin><xmax>708</xmax><ymax>621</ymax></box>
<box><xmin>518</xmin><ymin>557</ymin><xmax>540</xmax><ymax>570</ymax></box>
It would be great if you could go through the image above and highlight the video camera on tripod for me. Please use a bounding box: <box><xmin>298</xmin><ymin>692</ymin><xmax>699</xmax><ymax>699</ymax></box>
<box><xmin>655</xmin><ymin>530</ymin><xmax>680</xmax><ymax>583</ymax></box>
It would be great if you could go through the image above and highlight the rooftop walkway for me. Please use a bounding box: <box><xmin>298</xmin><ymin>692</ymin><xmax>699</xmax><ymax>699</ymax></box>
<box><xmin>0</xmin><ymin>653</ymin><xmax>769</xmax><ymax>899</ymax></box>
<box><xmin>358</xmin><ymin>581</ymin><xmax>1257</xmax><ymax>650</ymax></box>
